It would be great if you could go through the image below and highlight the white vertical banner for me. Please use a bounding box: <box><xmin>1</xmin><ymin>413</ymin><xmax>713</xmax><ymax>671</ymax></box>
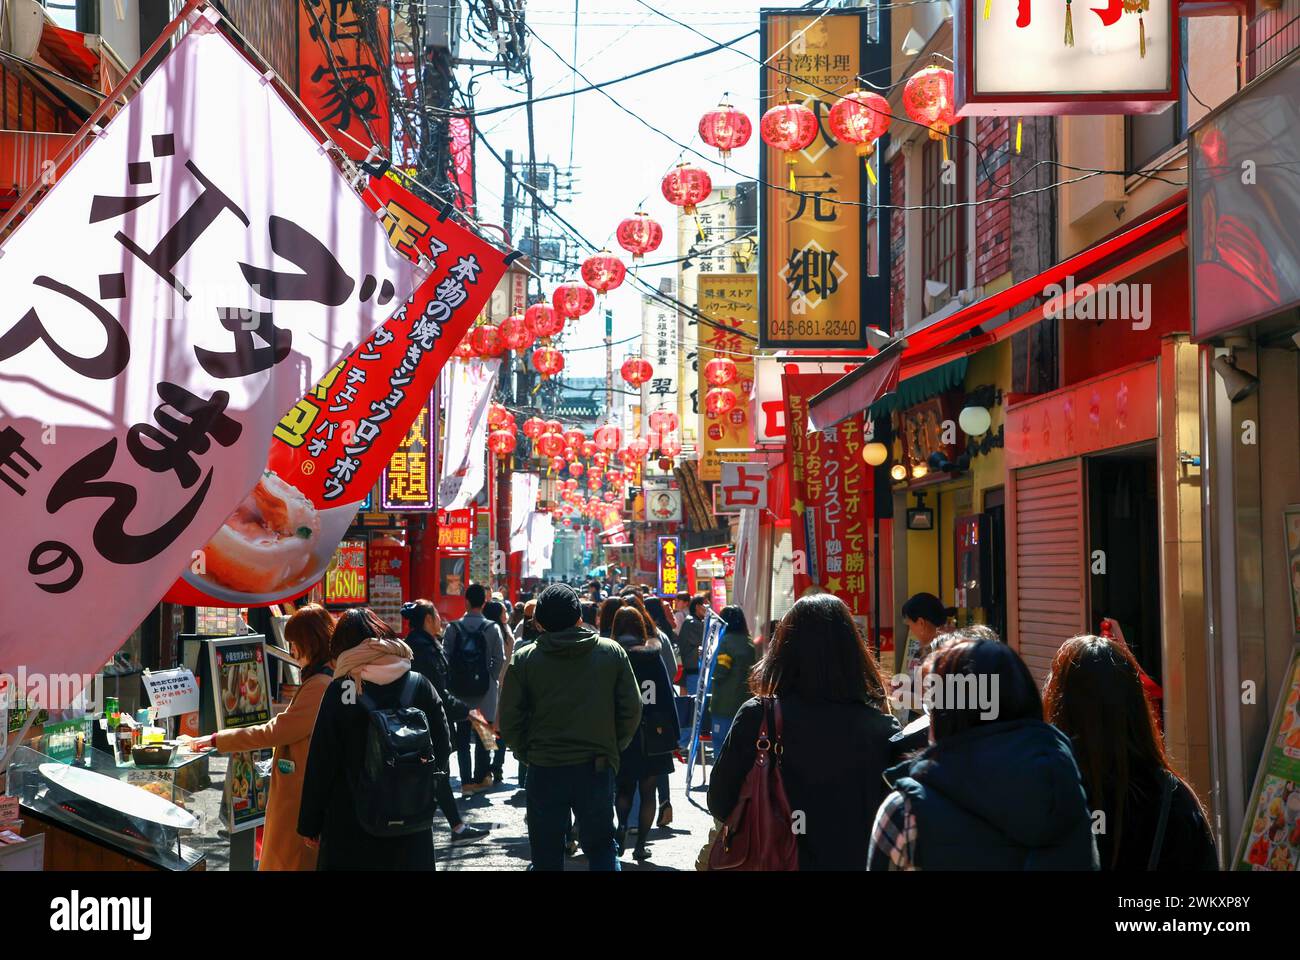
<box><xmin>640</xmin><ymin>291</ymin><xmax>678</xmax><ymax>434</ymax></box>
<box><xmin>733</xmin><ymin>507</ymin><xmax>762</xmax><ymax>621</ymax></box>
<box><xmin>524</xmin><ymin>511</ymin><xmax>553</xmax><ymax>577</ymax></box>
<box><xmin>509</xmin><ymin>472</ymin><xmax>538</xmax><ymax>554</ymax></box>
<box><xmin>0</xmin><ymin>19</ymin><xmax>420</xmax><ymax>695</ymax></box>
<box><xmin>438</xmin><ymin>358</ymin><xmax>499</xmax><ymax>510</ymax></box>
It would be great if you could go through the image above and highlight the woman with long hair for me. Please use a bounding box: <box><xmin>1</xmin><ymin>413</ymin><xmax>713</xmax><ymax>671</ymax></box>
<box><xmin>597</xmin><ymin>596</ymin><xmax>624</xmax><ymax>638</ymax></box>
<box><xmin>621</xmin><ymin>591</ymin><xmax>680</xmax><ymax>828</ymax></box>
<box><xmin>194</xmin><ymin>604</ymin><xmax>335</xmax><ymax>870</ymax></box>
<box><xmin>707</xmin><ymin>594</ymin><xmax>900</xmax><ymax>870</ymax></box>
<box><xmin>610</xmin><ymin>607</ymin><xmax>680</xmax><ymax>861</ymax></box>
<box><xmin>1043</xmin><ymin>635</ymin><xmax>1218</xmax><ymax>870</ymax></box>
<box><xmin>298</xmin><ymin>607</ymin><xmax>452</xmax><ymax>870</ymax></box>
<box><xmin>869</xmin><ymin>637</ymin><xmax>1097</xmax><ymax>870</ymax></box>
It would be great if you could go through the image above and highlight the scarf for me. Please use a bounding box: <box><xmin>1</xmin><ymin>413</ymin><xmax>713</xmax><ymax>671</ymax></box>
<box><xmin>333</xmin><ymin>638</ymin><xmax>413</xmax><ymax>692</ymax></box>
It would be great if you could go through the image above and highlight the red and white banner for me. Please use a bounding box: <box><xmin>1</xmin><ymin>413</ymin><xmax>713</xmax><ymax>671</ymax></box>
<box><xmin>297</xmin><ymin>0</ymin><xmax>391</xmax><ymax>162</ymax></box>
<box><xmin>0</xmin><ymin>22</ymin><xmax>421</xmax><ymax>692</ymax></box>
<box><xmin>166</xmin><ymin>175</ymin><xmax>509</xmax><ymax>606</ymax></box>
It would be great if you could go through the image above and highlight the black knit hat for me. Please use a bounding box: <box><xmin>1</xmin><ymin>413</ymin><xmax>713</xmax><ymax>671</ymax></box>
<box><xmin>536</xmin><ymin>583</ymin><xmax>583</xmax><ymax>632</ymax></box>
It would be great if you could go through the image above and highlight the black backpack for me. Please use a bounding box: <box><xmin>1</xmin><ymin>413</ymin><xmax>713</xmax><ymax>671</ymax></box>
<box><xmin>446</xmin><ymin>618</ymin><xmax>492</xmax><ymax>699</ymax></box>
<box><xmin>349</xmin><ymin>673</ymin><xmax>445</xmax><ymax>837</ymax></box>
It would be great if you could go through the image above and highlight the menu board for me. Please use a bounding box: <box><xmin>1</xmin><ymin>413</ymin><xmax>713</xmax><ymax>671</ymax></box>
<box><xmin>1235</xmin><ymin>646</ymin><xmax>1300</xmax><ymax>870</ymax></box>
<box><xmin>325</xmin><ymin>537</ymin><xmax>369</xmax><ymax>606</ymax></box>
<box><xmin>207</xmin><ymin>637</ymin><xmax>272</xmax><ymax>730</ymax></box>
<box><xmin>224</xmin><ymin>748</ymin><xmax>273</xmax><ymax>832</ymax></box>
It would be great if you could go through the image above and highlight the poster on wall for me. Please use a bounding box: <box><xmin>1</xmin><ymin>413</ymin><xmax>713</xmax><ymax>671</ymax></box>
<box><xmin>224</xmin><ymin>748</ymin><xmax>273</xmax><ymax>832</ymax></box>
<box><xmin>324</xmin><ymin>538</ymin><xmax>369</xmax><ymax>606</ymax></box>
<box><xmin>206</xmin><ymin>637</ymin><xmax>272</xmax><ymax>730</ymax></box>
<box><xmin>1234</xmin><ymin>647</ymin><xmax>1300</xmax><ymax>870</ymax></box>
<box><xmin>368</xmin><ymin>534</ymin><xmax>408</xmax><ymax>630</ymax></box>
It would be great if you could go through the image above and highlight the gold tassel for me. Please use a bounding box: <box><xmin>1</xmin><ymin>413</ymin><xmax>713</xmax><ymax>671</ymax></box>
<box><xmin>941</xmin><ymin>136</ymin><xmax>949</xmax><ymax>165</ymax></box>
<box><xmin>696</xmin><ymin>215</ymin><xmax>705</xmax><ymax>242</ymax></box>
<box><xmin>1139</xmin><ymin>15</ymin><xmax>1146</xmax><ymax>58</ymax></box>
<box><xmin>1064</xmin><ymin>0</ymin><xmax>1074</xmax><ymax>46</ymax></box>
<box><xmin>789</xmin><ymin>163</ymin><xmax>797</xmax><ymax>192</ymax></box>
<box><xmin>983</xmin><ymin>0</ymin><xmax>991</xmax><ymax>18</ymax></box>
<box><xmin>866</xmin><ymin>160</ymin><xmax>878</xmax><ymax>186</ymax></box>
<box><xmin>1015</xmin><ymin>119</ymin><xmax>1023</xmax><ymax>154</ymax></box>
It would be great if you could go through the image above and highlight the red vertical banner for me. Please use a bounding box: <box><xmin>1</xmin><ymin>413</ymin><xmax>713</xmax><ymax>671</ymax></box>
<box><xmin>782</xmin><ymin>370</ymin><xmax>874</xmax><ymax>618</ymax></box>
<box><xmin>298</xmin><ymin>0</ymin><xmax>392</xmax><ymax>162</ymax></box>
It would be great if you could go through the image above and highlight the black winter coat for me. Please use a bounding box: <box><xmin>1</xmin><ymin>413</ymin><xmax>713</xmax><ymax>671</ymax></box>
<box><xmin>407</xmin><ymin>627</ymin><xmax>470</xmax><ymax>724</ymax></box>
<box><xmin>1091</xmin><ymin>765</ymin><xmax>1218</xmax><ymax>871</ymax></box>
<box><xmin>298</xmin><ymin>670</ymin><xmax>452</xmax><ymax>870</ymax></box>
<box><xmin>707</xmin><ymin>694</ymin><xmax>901</xmax><ymax>870</ymax></box>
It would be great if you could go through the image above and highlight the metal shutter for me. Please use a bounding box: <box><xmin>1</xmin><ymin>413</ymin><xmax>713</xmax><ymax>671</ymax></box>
<box><xmin>1008</xmin><ymin>459</ymin><xmax>1086</xmax><ymax>683</ymax></box>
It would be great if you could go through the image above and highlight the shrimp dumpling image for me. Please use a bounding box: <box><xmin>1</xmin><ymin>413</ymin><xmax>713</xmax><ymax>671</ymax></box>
<box><xmin>202</xmin><ymin>471</ymin><xmax>321</xmax><ymax>594</ymax></box>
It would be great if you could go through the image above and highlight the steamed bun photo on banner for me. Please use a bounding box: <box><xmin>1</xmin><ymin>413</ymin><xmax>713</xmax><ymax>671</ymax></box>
<box><xmin>0</xmin><ymin>19</ymin><xmax>425</xmax><ymax>694</ymax></box>
<box><xmin>164</xmin><ymin>174</ymin><xmax>511</xmax><ymax>606</ymax></box>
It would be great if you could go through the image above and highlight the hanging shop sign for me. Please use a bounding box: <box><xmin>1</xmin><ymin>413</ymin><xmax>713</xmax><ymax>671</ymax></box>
<box><xmin>955</xmin><ymin>0</ymin><xmax>1178</xmax><ymax>116</ymax></box>
<box><xmin>0</xmin><ymin>21</ymin><xmax>425</xmax><ymax>696</ymax></box>
<box><xmin>753</xmin><ymin>356</ymin><xmax>858</xmax><ymax>444</ymax></box>
<box><xmin>645</xmin><ymin>481</ymin><xmax>684</xmax><ymax>523</ymax></box>
<box><xmin>641</xmin><ymin>293</ymin><xmax>679</xmax><ymax>436</ymax></box>
<box><xmin>141</xmin><ymin>667</ymin><xmax>200</xmax><ymax>721</ymax></box>
<box><xmin>717</xmin><ymin>461</ymin><xmax>770</xmax><ymax>514</ymax></box>
<box><xmin>683</xmin><ymin>546</ymin><xmax>736</xmax><ymax>598</ymax></box>
<box><xmin>759</xmin><ymin>9</ymin><xmax>888</xmax><ymax>349</ymax></box>
<box><xmin>698</xmin><ymin>273</ymin><xmax>758</xmax><ymax>482</ymax></box>
<box><xmin>206</xmin><ymin>636</ymin><xmax>272</xmax><ymax>730</ymax></box>
<box><xmin>1234</xmin><ymin>646</ymin><xmax>1300</xmax><ymax>870</ymax></box>
<box><xmin>297</xmin><ymin>0</ymin><xmax>392</xmax><ymax>162</ymax></box>
<box><xmin>324</xmin><ymin>537</ymin><xmax>369</xmax><ymax>606</ymax></box>
<box><xmin>437</xmin><ymin>508</ymin><xmax>476</xmax><ymax>551</ymax></box>
<box><xmin>783</xmin><ymin>370</ymin><xmax>875</xmax><ymax>616</ymax></box>
<box><xmin>382</xmin><ymin>399</ymin><xmax>433</xmax><ymax>511</ymax></box>
<box><xmin>658</xmin><ymin>537</ymin><xmax>682</xmax><ymax>596</ymax></box>
<box><xmin>165</xmin><ymin>169</ymin><xmax>507</xmax><ymax>608</ymax></box>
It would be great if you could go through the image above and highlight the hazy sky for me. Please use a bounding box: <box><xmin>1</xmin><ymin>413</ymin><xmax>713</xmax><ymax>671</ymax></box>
<box><xmin>467</xmin><ymin>0</ymin><xmax>813</xmax><ymax>377</ymax></box>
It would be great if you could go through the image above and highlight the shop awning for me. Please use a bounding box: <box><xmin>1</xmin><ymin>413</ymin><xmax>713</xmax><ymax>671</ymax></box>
<box><xmin>40</xmin><ymin>23</ymin><xmax>100</xmax><ymax>86</ymax></box>
<box><xmin>807</xmin><ymin>339</ymin><xmax>903</xmax><ymax>431</ymax></box>
<box><xmin>808</xmin><ymin>201</ymin><xmax>1188</xmax><ymax>428</ymax></box>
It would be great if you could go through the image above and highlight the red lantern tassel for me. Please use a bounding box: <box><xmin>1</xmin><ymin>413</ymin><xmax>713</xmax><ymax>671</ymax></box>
<box><xmin>1139</xmin><ymin>15</ymin><xmax>1146</xmax><ymax>58</ymax></box>
<box><xmin>1064</xmin><ymin>0</ymin><xmax>1074</xmax><ymax>46</ymax></box>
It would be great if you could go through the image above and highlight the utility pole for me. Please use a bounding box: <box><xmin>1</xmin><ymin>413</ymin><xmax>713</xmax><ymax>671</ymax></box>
<box><xmin>604</xmin><ymin>307</ymin><xmax>614</xmax><ymax>419</ymax></box>
<box><xmin>503</xmin><ymin>148</ymin><xmax>515</xmax><ymax>246</ymax></box>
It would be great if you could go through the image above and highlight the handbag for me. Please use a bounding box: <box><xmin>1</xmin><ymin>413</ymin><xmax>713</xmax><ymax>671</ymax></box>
<box><xmin>706</xmin><ymin>697</ymin><xmax>799</xmax><ymax>871</ymax></box>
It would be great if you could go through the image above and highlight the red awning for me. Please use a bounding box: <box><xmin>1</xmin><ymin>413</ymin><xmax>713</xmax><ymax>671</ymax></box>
<box><xmin>39</xmin><ymin>23</ymin><xmax>99</xmax><ymax>86</ymax></box>
<box><xmin>808</xmin><ymin>201</ymin><xmax>1187</xmax><ymax>427</ymax></box>
<box><xmin>808</xmin><ymin>340</ymin><xmax>903</xmax><ymax>431</ymax></box>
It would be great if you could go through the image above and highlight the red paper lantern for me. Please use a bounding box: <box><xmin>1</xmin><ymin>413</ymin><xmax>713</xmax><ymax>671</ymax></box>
<box><xmin>603</xmin><ymin>492</ymin><xmax>618</xmax><ymax>503</ymax></box>
<box><xmin>563</xmin><ymin>429</ymin><xmax>586</xmax><ymax>450</ymax></box>
<box><xmin>615</xmin><ymin>212</ymin><xmax>663</xmax><ymax>262</ymax></box>
<box><xmin>564</xmin><ymin>478</ymin><xmax>579</xmax><ymax>491</ymax></box>
<box><xmin>593</xmin><ymin>424</ymin><xmax>622</xmax><ymax>452</ymax></box>
<box><xmin>620</xmin><ymin>357</ymin><xmax>654</xmax><ymax>388</ymax></box>
<box><xmin>553</xmin><ymin>282</ymin><xmax>596</xmax><ymax>320</ymax></box>
<box><xmin>660</xmin><ymin>163</ymin><xmax>712</xmax><ymax>216</ymax></box>
<box><xmin>522</xmin><ymin>416</ymin><xmax>547</xmax><ymax>439</ymax></box>
<box><xmin>453</xmin><ymin>335</ymin><xmax>476</xmax><ymax>361</ymax></box>
<box><xmin>902</xmin><ymin>65</ymin><xmax>957</xmax><ymax>140</ymax></box>
<box><xmin>488</xmin><ymin>429</ymin><xmax>517</xmax><ymax>459</ymax></box>
<box><xmin>659</xmin><ymin>435</ymin><xmax>682</xmax><ymax>459</ymax></box>
<box><xmin>580</xmin><ymin>250</ymin><xmax>627</xmax><ymax>295</ymax></box>
<box><xmin>545</xmin><ymin>419</ymin><xmax>564</xmax><ymax>436</ymax></box>
<box><xmin>580</xmin><ymin>440</ymin><xmax>597</xmax><ymax>458</ymax></box>
<box><xmin>760</xmin><ymin>102</ymin><xmax>818</xmax><ymax>153</ymax></box>
<box><xmin>525</xmin><ymin>303</ymin><xmax>565</xmax><ymax>339</ymax></box>
<box><xmin>627</xmin><ymin>437</ymin><xmax>650</xmax><ymax>460</ymax></box>
<box><xmin>704</xmin><ymin>356</ymin><xmax>739</xmax><ymax>387</ymax></box>
<box><xmin>648</xmin><ymin>410</ymin><xmax>678</xmax><ymax>434</ymax></box>
<box><xmin>828</xmin><ymin>90</ymin><xmax>892</xmax><ymax>158</ymax></box>
<box><xmin>537</xmin><ymin>433</ymin><xmax>566</xmax><ymax>458</ymax></box>
<box><xmin>593</xmin><ymin>451</ymin><xmax>610</xmax><ymax>468</ymax></box>
<box><xmin>619</xmin><ymin>448</ymin><xmax>639</xmax><ymax>468</ymax></box>
<box><xmin>705</xmin><ymin>387</ymin><xmax>737</xmax><ymax>417</ymax></box>
<box><xmin>549</xmin><ymin>455</ymin><xmax>566</xmax><ymax>473</ymax></box>
<box><xmin>499</xmin><ymin>313</ymin><xmax>534</xmax><ymax>351</ymax></box>
<box><xmin>488</xmin><ymin>403</ymin><xmax>513</xmax><ymax>432</ymax></box>
<box><xmin>532</xmin><ymin>346</ymin><xmax>565</xmax><ymax>379</ymax></box>
<box><xmin>698</xmin><ymin>100</ymin><xmax>752</xmax><ymax>159</ymax></box>
<box><xmin>569</xmin><ymin>461</ymin><xmax>585</xmax><ymax>478</ymax></box>
<box><xmin>470</xmin><ymin>324</ymin><xmax>505</xmax><ymax>358</ymax></box>
<box><xmin>588</xmin><ymin>476</ymin><xmax>602</xmax><ymax>491</ymax></box>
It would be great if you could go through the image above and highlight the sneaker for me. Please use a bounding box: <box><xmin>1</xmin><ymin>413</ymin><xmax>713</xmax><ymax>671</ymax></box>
<box><xmin>451</xmin><ymin>824</ymin><xmax>490</xmax><ymax>845</ymax></box>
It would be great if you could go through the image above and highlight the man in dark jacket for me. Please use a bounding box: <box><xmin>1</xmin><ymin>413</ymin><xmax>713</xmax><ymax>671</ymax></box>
<box><xmin>497</xmin><ymin>583</ymin><xmax>642</xmax><ymax>871</ymax></box>
<box><xmin>675</xmin><ymin>595</ymin><xmax>709</xmax><ymax>695</ymax></box>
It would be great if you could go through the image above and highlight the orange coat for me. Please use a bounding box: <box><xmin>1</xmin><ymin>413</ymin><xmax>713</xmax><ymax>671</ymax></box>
<box><xmin>214</xmin><ymin>671</ymin><xmax>331</xmax><ymax>871</ymax></box>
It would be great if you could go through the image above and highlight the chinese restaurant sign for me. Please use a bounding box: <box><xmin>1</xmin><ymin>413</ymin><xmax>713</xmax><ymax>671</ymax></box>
<box><xmin>659</xmin><ymin>537</ymin><xmax>681</xmax><ymax>596</ymax></box>
<box><xmin>297</xmin><ymin>0</ymin><xmax>392</xmax><ymax>162</ymax></box>
<box><xmin>759</xmin><ymin>10</ymin><xmax>887</xmax><ymax>349</ymax></box>
<box><xmin>437</xmin><ymin>508</ymin><xmax>476</xmax><ymax>551</ymax></box>
<box><xmin>955</xmin><ymin>0</ymin><xmax>1177</xmax><ymax>115</ymax></box>
<box><xmin>324</xmin><ymin>537</ymin><xmax>369</xmax><ymax>605</ymax></box>
<box><xmin>382</xmin><ymin>398</ymin><xmax>433</xmax><ymax>510</ymax></box>
<box><xmin>783</xmin><ymin>370</ymin><xmax>875</xmax><ymax>616</ymax></box>
<box><xmin>717</xmin><ymin>461</ymin><xmax>769</xmax><ymax>514</ymax></box>
<box><xmin>0</xmin><ymin>22</ymin><xmax>422</xmax><ymax>694</ymax></box>
<box><xmin>698</xmin><ymin>273</ymin><xmax>758</xmax><ymax>482</ymax></box>
<box><xmin>166</xmin><ymin>168</ymin><xmax>507</xmax><ymax>608</ymax></box>
<box><xmin>641</xmin><ymin>293</ymin><xmax>679</xmax><ymax>438</ymax></box>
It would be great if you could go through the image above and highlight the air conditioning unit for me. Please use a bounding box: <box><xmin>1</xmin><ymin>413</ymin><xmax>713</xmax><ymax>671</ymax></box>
<box><xmin>1</xmin><ymin>0</ymin><xmax>45</xmax><ymax>61</ymax></box>
<box><xmin>425</xmin><ymin>0</ymin><xmax>459</xmax><ymax>57</ymax></box>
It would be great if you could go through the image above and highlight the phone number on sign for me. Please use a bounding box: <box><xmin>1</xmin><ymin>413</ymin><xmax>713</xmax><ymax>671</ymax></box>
<box><xmin>767</xmin><ymin>317</ymin><xmax>861</xmax><ymax>340</ymax></box>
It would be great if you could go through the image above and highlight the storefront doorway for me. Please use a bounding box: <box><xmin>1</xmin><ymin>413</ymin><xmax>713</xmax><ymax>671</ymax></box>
<box><xmin>1086</xmin><ymin>445</ymin><xmax>1162</xmax><ymax>684</ymax></box>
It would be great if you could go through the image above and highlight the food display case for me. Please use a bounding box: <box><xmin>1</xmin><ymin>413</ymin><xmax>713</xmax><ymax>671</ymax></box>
<box><xmin>5</xmin><ymin>745</ymin><xmax>209</xmax><ymax>871</ymax></box>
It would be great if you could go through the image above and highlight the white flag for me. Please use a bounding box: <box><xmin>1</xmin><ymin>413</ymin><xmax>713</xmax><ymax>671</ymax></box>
<box><xmin>510</xmin><ymin>473</ymin><xmax>539</xmax><ymax>554</ymax></box>
<box><xmin>438</xmin><ymin>358</ymin><xmax>499</xmax><ymax>510</ymax></box>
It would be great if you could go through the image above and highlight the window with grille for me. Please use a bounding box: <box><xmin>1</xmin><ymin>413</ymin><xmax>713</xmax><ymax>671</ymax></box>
<box><xmin>920</xmin><ymin>129</ymin><xmax>967</xmax><ymax>314</ymax></box>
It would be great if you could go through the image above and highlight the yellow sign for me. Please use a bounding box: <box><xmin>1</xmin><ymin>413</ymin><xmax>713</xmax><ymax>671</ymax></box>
<box><xmin>382</xmin><ymin>404</ymin><xmax>432</xmax><ymax>510</ymax></box>
<box><xmin>760</xmin><ymin>10</ymin><xmax>876</xmax><ymax>349</ymax></box>
<box><xmin>698</xmin><ymin>273</ymin><xmax>757</xmax><ymax>482</ymax></box>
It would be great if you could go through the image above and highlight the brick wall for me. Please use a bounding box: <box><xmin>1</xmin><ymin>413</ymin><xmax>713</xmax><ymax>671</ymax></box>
<box><xmin>974</xmin><ymin>117</ymin><xmax>1011</xmax><ymax>288</ymax></box>
<box><xmin>889</xmin><ymin>152</ymin><xmax>906</xmax><ymax>333</ymax></box>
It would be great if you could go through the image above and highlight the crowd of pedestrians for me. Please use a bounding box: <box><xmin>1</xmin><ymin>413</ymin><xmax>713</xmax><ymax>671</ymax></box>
<box><xmin>196</xmin><ymin>576</ymin><xmax>1218</xmax><ymax>872</ymax></box>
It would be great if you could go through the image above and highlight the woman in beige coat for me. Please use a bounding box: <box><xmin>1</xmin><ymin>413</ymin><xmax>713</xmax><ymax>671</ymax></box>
<box><xmin>193</xmin><ymin>604</ymin><xmax>334</xmax><ymax>871</ymax></box>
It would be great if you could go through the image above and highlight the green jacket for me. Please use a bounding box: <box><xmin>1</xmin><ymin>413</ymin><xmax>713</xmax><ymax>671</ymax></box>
<box><xmin>497</xmin><ymin>624</ymin><xmax>642</xmax><ymax>772</ymax></box>
<box><xmin>710</xmin><ymin>632</ymin><xmax>757</xmax><ymax>721</ymax></box>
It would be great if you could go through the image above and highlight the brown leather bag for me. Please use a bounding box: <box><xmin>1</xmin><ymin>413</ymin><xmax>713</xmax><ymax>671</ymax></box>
<box><xmin>707</xmin><ymin>697</ymin><xmax>799</xmax><ymax>871</ymax></box>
